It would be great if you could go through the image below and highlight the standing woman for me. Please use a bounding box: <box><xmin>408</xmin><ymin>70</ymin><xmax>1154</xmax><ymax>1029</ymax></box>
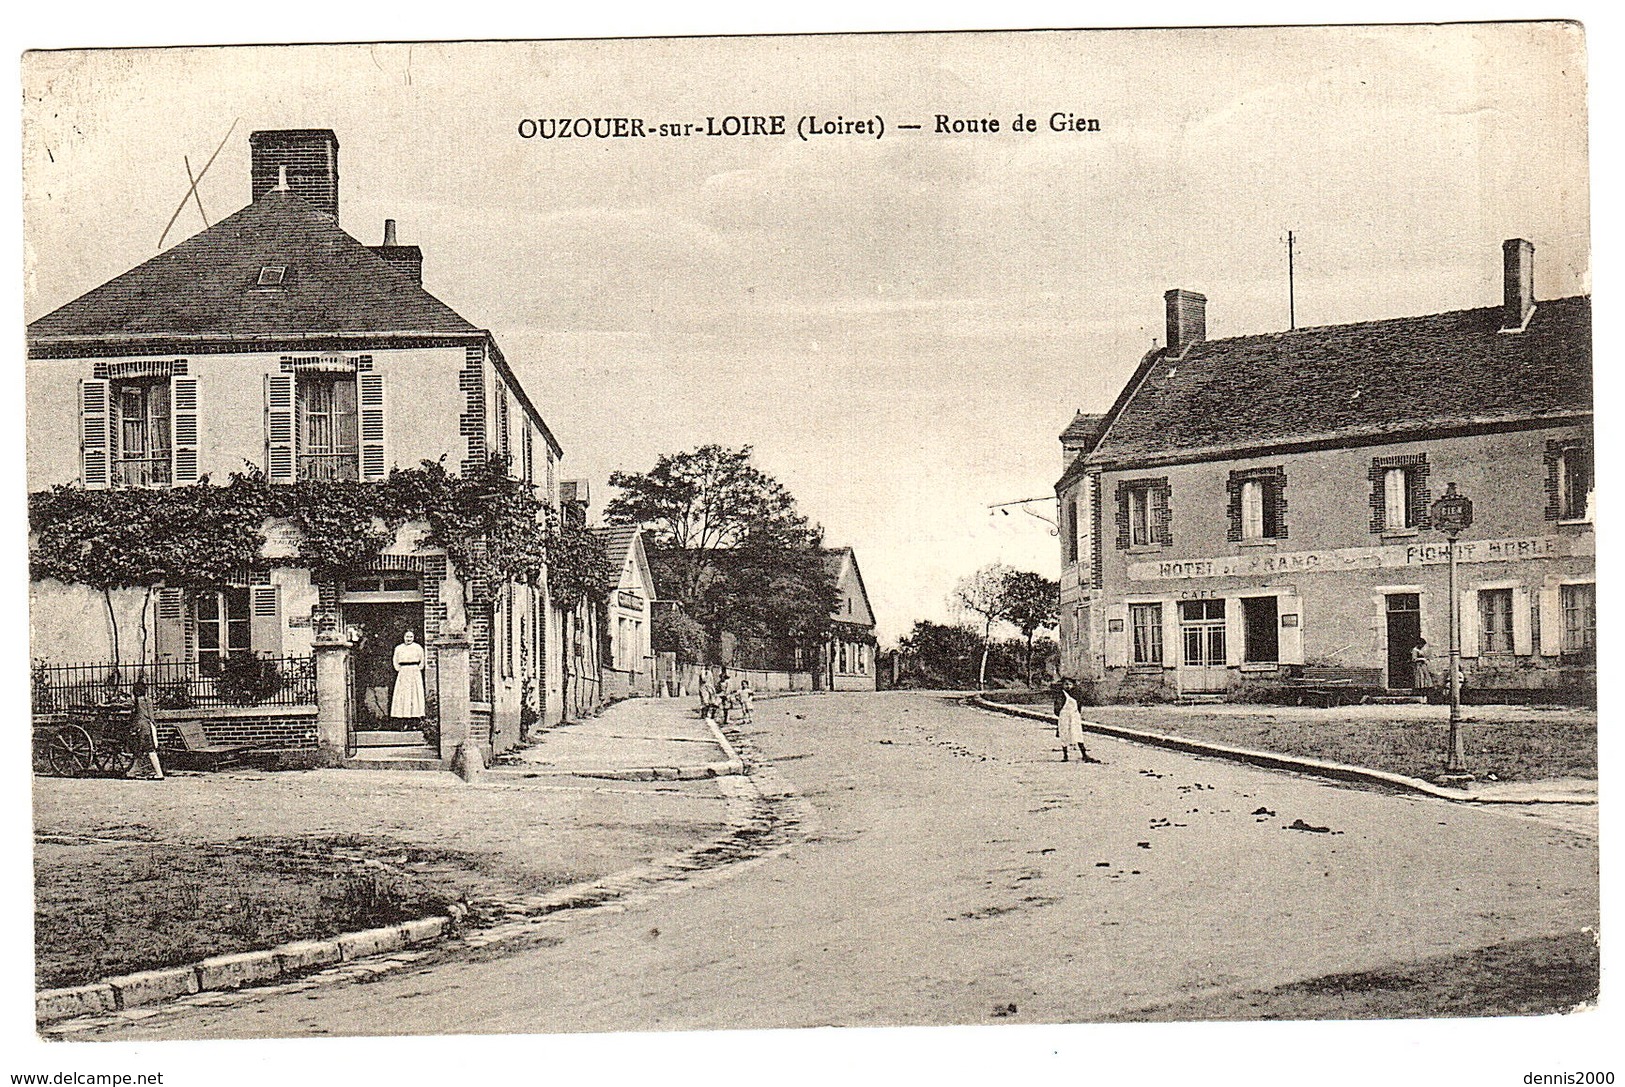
<box><xmin>391</xmin><ymin>630</ymin><xmax>427</xmax><ymax>721</ymax></box>
<box><xmin>1411</xmin><ymin>638</ymin><xmax>1434</xmax><ymax>692</ymax></box>
<box><xmin>1056</xmin><ymin>679</ymin><xmax>1099</xmax><ymax>763</ymax></box>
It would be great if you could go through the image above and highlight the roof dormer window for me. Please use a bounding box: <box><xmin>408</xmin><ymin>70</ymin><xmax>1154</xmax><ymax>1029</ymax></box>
<box><xmin>256</xmin><ymin>265</ymin><xmax>287</xmax><ymax>288</ymax></box>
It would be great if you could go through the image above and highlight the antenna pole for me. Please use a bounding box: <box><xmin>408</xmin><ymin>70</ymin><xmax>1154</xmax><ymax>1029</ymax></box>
<box><xmin>1287</xmin><ymin>229</ymin><xmax>1297</xmax><ymax>331</ymax></box>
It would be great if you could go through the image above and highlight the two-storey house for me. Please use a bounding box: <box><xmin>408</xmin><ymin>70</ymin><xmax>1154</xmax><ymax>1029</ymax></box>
<box><xmin>28</xmin><ymin>129</ymin><xmax>574</xmax><ymax>762</ymax></box>
<box><xmin>1057</xmin><ymin>239</ymin><xmax>1593</xmax><ymax>703</ymax></box>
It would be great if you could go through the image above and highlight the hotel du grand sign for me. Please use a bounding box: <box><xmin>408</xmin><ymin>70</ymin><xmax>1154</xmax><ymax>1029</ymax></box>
<box><xmin>1127</xmin><ymin>534</ymin><xmax>1593</xmax><ymax>582</ymax></box>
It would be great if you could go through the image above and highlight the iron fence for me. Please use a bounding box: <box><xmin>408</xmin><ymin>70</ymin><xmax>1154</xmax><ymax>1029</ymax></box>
<box><xmin>32</xmin><ymin>655</ymin><xmax>317</xmax><ymax>715</ymax></box>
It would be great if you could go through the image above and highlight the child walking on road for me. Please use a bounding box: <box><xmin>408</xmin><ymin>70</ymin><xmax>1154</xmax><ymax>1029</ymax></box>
<box><xmin>1057</xmin><ymin>679</ymin><xmax>1100</xmax><ymax>763</ymax></box>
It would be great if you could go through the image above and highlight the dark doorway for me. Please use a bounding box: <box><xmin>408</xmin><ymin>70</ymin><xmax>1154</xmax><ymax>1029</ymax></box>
<box><xmin>1386</xmin><ymin>593</ymin><xmax>1422</xmax><ymax>690</ymax></box>
<box><xmin>1241</xmin><ymin>596</ymin><xmax>1279</xmax><ymax>663</ymax></box>
<box><xmin>345</xmin><ymin>600</ymin><xmax>430</xmax><ymax>732</ymax></box>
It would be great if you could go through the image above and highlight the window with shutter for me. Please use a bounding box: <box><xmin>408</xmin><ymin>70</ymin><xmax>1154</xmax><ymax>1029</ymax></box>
<box><xmin>250</xmin><ymin>584</ymin><xmax>283</xmax><ymax>656</ymax></box>
<box><xmin>1227</xmin><ymin>467</ymin><xmax>1286</xmax><ymax>541</ymax></box>
<box><xmin>298</xmin><ymin>374</ymin><xmax>360</xmax><ymax>480</ymax></box>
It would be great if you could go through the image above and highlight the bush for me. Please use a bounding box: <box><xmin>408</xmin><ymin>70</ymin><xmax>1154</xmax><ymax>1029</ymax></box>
<box><xmin>214</xmin><ymin>654</ymin><xmax>285</xmax><ymax>705</ymax></box>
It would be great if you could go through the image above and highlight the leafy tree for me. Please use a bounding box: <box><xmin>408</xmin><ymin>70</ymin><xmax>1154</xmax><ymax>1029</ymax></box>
<box><xmin>953</xmin><ymin>562</ymin><xmax>1014</xmax><ymax>690</ymax></box>
<box><xmin>896</xmin><ymin>620</ymin><xmax>984</xmax><ymax>689</ymax></box>
<box><xmin>606</xmin><ymin>445</ymin><xmax>837</xmax><ymax>671</ymax></box>
<box><xmin>999</xmin><ymin>569</ymin><xmax>1060</xmax><ymax>684</ymax></box>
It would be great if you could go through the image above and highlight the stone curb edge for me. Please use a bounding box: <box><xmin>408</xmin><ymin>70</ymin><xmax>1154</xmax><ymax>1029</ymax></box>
<box><xmin>37</xmin><ymin>906</ymin><xmax>470</xmax><ymax>1025</ymax></box>
<box><xmin>968</xmin><ymin>697</ymin><xmax>1597</xmax><ymax>807</ymax></box>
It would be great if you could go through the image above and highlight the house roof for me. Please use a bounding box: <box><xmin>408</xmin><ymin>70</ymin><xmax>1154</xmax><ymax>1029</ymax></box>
<box><xmin>27</xmin><ymin>189</ymin><xmax>480</xmax><ymax>348</ymax></box>
<box><xmin>590</xmin><ymin>525</ymin><xmax>640</xmax><ymax>572</ymax></box>
<box><xmin>1059</xmin><ymin>411</ymin><xmax>1107</xmax><ymax>445</ymax></box>
<box><xmin>1075</xmin><ymin>295</ymin><xmax>1591</xmax><ymax>474</ymax></box>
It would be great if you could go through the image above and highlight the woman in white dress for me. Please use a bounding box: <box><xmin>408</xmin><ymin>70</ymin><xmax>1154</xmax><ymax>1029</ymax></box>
<box><xmin>391</xmin><ymin>629</ymin><xmax>426</xmax><ymax>720</ymax></box>
<box><xmin>1056</xmin><ymin>680</ymin><xmax>1098</xmax><ymax>763</ymax></box>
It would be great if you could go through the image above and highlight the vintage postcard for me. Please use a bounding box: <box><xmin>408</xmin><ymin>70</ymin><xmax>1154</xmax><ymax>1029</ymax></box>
<box><xmin>15</xmin><ymin>20</ymin><xmax>1603</xmax><ymax>1083</ymax></box>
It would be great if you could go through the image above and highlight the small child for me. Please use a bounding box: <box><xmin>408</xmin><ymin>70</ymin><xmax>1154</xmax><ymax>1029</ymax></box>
<box><xmin>738</xmin><ymin>678</ymin><xmax>755</xmax><ymax>724</ymax></box>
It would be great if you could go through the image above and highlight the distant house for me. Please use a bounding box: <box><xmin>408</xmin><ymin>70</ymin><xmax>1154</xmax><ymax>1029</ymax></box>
<box><xmin>823</xmin><ymin>547</ymin><xmax>878</xmax><ymax>691</ymax></box>
<box><xmin>1056</xmin><ymin>239</ymin><xmax>1593</xmax><ymax>702</ymax></box>
<box><xmin>27</xmin><ymin>129</ymin><xmax>572</xmax><ymax>764</ymax></box>
<box><xmin>591</xmin><ymin>525</ymin><xmax>657</xmax><ymax>699</ymax></box>
<box><xmin>644</xmin><ymin>545</ymin><xmax>878</xmax><ymax>692</ymax></box>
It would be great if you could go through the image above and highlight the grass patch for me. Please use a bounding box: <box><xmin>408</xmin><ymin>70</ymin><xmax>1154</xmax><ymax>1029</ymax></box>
<box><xmin>33</xmin><ymin>834</ymin><xmax>507</xmax><ymax>990</ymax></box>
<box><xmin>1110</xmin><ymin>930</ymin><xmax>1599</xmax><ymax>1021</ymax></box>
<box><xmin>1085</xmin><ymin>710</ymin><xmax>1596</xmax><ymax>782</ymax></box>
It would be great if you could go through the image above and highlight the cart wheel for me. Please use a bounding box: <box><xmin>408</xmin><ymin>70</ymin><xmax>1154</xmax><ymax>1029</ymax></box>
<box><xmin>47</xmin><ymin>725</ymin><xmax>95</xmax><ymax>777</ymax></box>
<box><xmin>94</xmin><ymin>745</ymin><xmax>135</xmax><ymax>777</ymax></box>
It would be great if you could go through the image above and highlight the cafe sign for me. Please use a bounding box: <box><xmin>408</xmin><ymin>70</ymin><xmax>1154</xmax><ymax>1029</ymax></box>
<box><xmin>1128</xmin><ymin>534</ymin><xmax>1591</xmax><ymax>582</ymax></box>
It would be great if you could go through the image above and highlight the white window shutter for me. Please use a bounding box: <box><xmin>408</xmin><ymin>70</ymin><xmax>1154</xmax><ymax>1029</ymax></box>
<box><xmin>1458</xmin><ymin>589</ymin><xmax>1479</xmax><ymax>658</ymax></box>
<box><xmin>359</xmin><ymin>372</ymin><xmax>386</xmax><ymax>481</ymax></box>
<box><xmin>265</xmin><ymin>374</ymin><xmax>295</xmax><ymax>483</ymax></box>
<box><xmin>1384</xmin><ymin>468</ymin><xmax>1407</xmax><ymax>529</ymax></box>
<box><xmin>1539</xmin><ymin>582</ymin><xmax>1561</xmax><ymax>656</ymax></box>
<box><xmin>1224</xmin><ymin>601</ymin><xmax>1244</xmax><ymax>666</ymax></box>
<box><xmin>1278</xmin><ymin>595</ymin><xmax>1304</xmax><ymax>664</ymax></box>
<box><xmin>170</xmin><ymin>375</ymin><xmax>200</xmax><ymax>484</ymax></box>
<box><xmin>1160</xmin><ymin>603</ymin><xmax>1180</xmax><ymax>669</ymax></box>
<box><xmin>249</xmin><ymin>584</ymin><xmax>282</xmax><ymax>655</ymax></box>
<box><xmin>1104</xmin><ymin>603</ymin><xmax>1129</xmax><ymax>667</ymax></box>
<box><xmin>155</xmin><ymin>588</ymin><xmax>188</xmax><ymax>662</ymax></box>
<box><xmin>1512</xmin><ymin>585</ymin><xmax>1533</xmax><ymax>656</ymax></box>
<box><xmin>80</xmin><ymin>379</ymin><xmax>110</xmax><ymax>489</ymax></box>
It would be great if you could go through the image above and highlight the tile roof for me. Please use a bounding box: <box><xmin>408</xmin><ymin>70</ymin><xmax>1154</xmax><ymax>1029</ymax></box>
<box><xmin>1086</xmin><ymin>296</ymin><xmax>1591</xmax><ymax>467</ymax></box>
<box><xmin>589</xmin><ymin>525</ymin><xmax>640</xmax><ymax>572</ymax></box>
<box><xmin>27</xmin><ymin>190</ymin><xmax>479</xmax><ymax>347</ymax></box>
<box><xmin>1059</xmin><ymin>411</ymin><xmax>1107</xmax><ymax>444</ymax></box>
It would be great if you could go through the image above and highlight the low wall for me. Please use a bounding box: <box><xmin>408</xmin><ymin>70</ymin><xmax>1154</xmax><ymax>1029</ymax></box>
<box><xmin>155</xmin><ymin>705</ymin><xmax>318</xmax><ymax>751</ymax></box>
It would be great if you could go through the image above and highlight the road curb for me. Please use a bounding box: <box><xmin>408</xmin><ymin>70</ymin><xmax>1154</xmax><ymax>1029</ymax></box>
<box><xmin>36</xmin><ymin>904</ymin><xmax>469</xmax><ymax>1025</ymax></box>
<box><xmin>968</xmin><ymin>697</ymin><xmax>1597</xmax><ymax>806</ymax></box>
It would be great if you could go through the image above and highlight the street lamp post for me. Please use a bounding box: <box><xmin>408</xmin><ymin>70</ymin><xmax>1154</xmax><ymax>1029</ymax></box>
<box><xmin>1430</xmin><ymin>482</ymin><xmax>1474</xmax><ymax>780</ymax></box>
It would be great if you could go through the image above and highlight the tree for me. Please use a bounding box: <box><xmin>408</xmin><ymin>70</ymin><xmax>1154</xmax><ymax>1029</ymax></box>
<box><xmin>952</xmin><ymin>562</ymin><xmax>1014</xmax><ymax>690</ymax></box>
<box><xmin>605</xmin><ymin>446</ymin><xmax>838</xmax><ymax>666</ymax></box>
<box><xmin>896</xmin><ymin>620</ymin><xmax>984</xmax><ymax>689</ymax></box>
<box><xmin>1000</xmin><ymin>569</ymin><xmax>1060</xmax><ymax>684</ymax></box>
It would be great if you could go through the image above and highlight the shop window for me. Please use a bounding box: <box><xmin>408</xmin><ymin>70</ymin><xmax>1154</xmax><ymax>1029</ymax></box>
<box><xmin>1479</xmin><ymin>588</ymin><xmax>1514</xmax><ymax>655</ymax></box>
<box><xmin>1130</xmin><ymin>603</ymin><xmax>1163</xmax><ymax>665</ymax></box>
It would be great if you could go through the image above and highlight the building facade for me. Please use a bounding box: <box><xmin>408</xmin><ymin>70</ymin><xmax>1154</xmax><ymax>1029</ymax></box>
<box><xmin>1057</xmin><ymin>239</ymin><xmax>1593</xmax><ymax>702</ymax></box>
<box><xmin>825</xmin><ymin>547</ymin><xmax>879</xmax><ymax>691</ymax></box>
<box><xmin>592</xmin><ymin>525</ymin><xmax>657</xmax><ymax>700</ymax></box>
<box><xmin>27</xmin><ymin>129</ymin><xmax>575</xmax><ymax>761</ymax></box>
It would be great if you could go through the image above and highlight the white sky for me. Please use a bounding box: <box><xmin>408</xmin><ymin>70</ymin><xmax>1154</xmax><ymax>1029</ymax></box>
<box><xmin>21</xmin><ymin>26</ymin><xmax>1589</xmax><ymax>642</ymax></box>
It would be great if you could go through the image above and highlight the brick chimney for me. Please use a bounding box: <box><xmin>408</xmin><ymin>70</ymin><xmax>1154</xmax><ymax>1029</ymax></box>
<box><xmin>1501</xmin><ymin>238</ymin><xmax>1535</xmax><ymax>331</ymax></box>
<box><xmin>371</xmin><ymin>219</ymin><xmax>424</xmax><ymax>285</ymax></box>
<box><xmin>250</xmin><ymin>130</ymin><xmax>340</xmax><ymax>218</ymax></box>
<box><xmin>1164</xmin><ymin>289</ymin><xmax>1207</xmax><ymax>356</ymax></box>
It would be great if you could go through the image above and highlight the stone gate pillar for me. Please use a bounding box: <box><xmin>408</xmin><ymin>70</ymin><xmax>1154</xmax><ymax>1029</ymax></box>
<box><xmin>434</xmin><ymin>631</ymin><xmax>477</xmax><ymax>781</ymax></box>
<box><xmin>312</xmin><ymin>633</ymin><xmax>351</xmax><ymax>766</ymax></box>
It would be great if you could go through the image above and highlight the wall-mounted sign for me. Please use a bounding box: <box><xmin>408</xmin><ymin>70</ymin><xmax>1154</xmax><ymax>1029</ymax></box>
<box><xmin>1127</xmin><ymin>534</ymin><xmax>1591</xmax><ymax>582</ymax></box>
<box><xmin>617</xmin><ymin>590</ymin><xmax>644</xmax><ymax>612</ymax></box>
<box><xmin>1281</xmin><ymin>613</ymin><xmax>1300</xmax><ymax>628</ymax></box>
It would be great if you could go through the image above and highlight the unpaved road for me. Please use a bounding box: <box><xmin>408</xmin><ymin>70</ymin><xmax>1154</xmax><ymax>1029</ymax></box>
<box><xmin>98</xmin><ymin>691</ymin><xmax>1598</xmax><ymax>1037</ymax></box>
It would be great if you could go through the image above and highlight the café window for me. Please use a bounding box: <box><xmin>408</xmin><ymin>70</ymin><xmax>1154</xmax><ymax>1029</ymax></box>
<box><xmin>1129</xmin><ymin>603</ymin><xmax>1163</xmax><ymax>666</ymax></box>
